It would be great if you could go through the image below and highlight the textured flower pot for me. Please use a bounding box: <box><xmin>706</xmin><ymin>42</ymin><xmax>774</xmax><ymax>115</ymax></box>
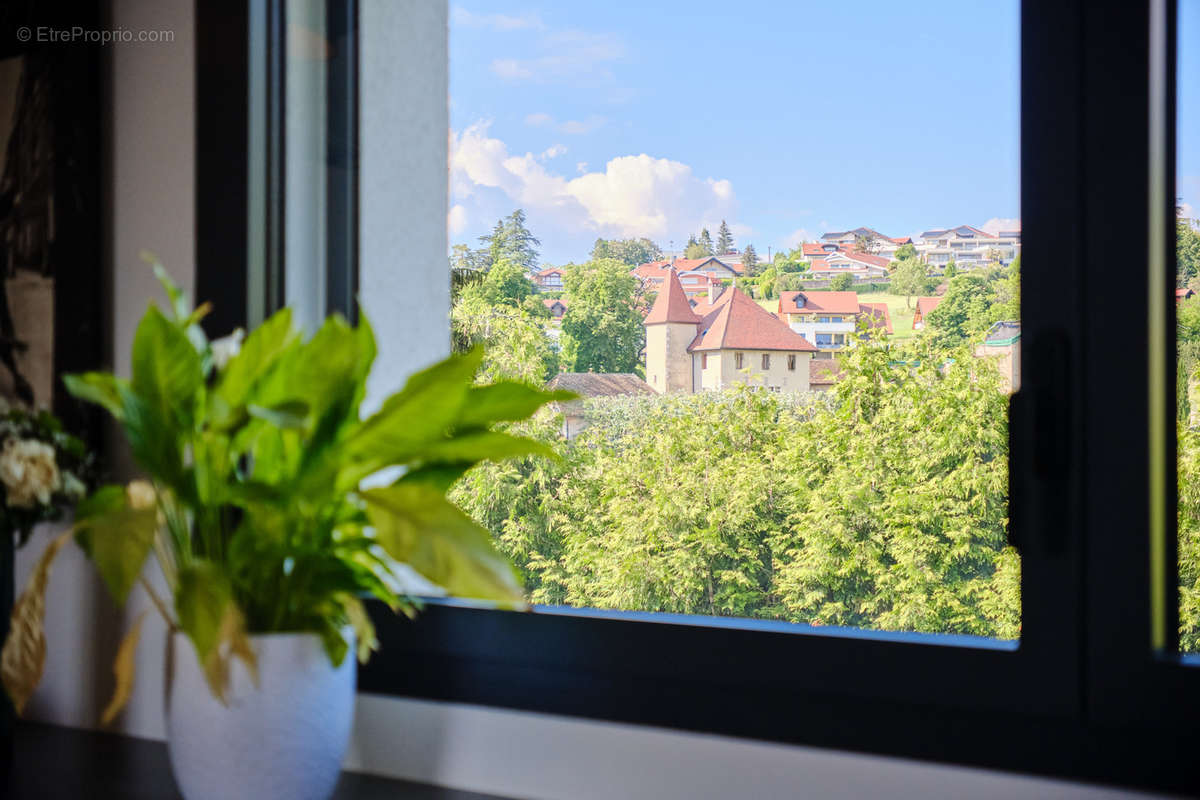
<box><xmin>165</xmin><ymin>631</ymin><xmax>355</xmax><ymax>800</ymax></box>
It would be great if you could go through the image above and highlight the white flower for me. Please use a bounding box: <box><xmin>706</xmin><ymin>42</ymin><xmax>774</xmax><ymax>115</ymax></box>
<box><xmin>61</xmin><ymin>471</ymin><xmax>88</xmax><ymax>500</ymax></box>
<box><xmin>125</xmin><ymin>479</ymin><xmax>157</xmax><ymax>510</ymax></box>
<box><xmin>210</xmin><ymin>329</ymin><xmax>245</xmax><ymax>371</ymax></box>
<box><xmin>0</xmin><ymin>438</ymin><xmax>62</xmax><ymax>509</ymax></box>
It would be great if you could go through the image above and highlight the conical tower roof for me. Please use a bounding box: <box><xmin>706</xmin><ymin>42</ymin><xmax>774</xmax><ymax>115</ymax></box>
<box><xmin>644</xmin><ymin>267</ymin><xmax>701</xmax><ymax>325</ymax></box>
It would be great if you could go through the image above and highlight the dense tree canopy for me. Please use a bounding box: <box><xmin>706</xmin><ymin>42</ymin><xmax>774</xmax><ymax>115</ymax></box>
<box><xmin>829</xmin><ymin>274</ymin><xmax>854</xmax><ymax>291</ymax></box>
<box><xmin>560</xmin><ymin>258</ymin><xmax>645</xmax><ymax>374</ymax></box>
<box><xmin>590</xmin><ymin>237</ymin><xmax>663</xmax><ymax>266</ymax></box>
<box><xmin>741</xmin><ymin>244</ymin><xmax>759</xmax><ymax>276</ymax></box>
<box><xmin>480</xmin><ymin>209</ymin><xmax>541</xmax><ymax>273</ymax></box>
<box><xmin>890</xmin><ymin>258</ymin><xmax>934</xmax><ymax>308</ymax></box>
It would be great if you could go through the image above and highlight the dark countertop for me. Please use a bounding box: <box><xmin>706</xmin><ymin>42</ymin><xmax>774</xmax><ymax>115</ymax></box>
<box><xmin>5</xmin><ymin>721</ymin><xmax>513</xmax><ymax>799</ymax></box>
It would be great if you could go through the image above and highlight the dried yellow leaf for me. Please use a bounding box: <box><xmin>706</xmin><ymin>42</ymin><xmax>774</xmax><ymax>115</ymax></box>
<box><xmin>100</xmin><ymin>611</ymin><xmax>147</xmax><ymax>726</ymax></box>
<box><xmin>1</xmin><ymin>530</ymin><xmax>72</xmax><ymax>715</ymax></box>
<box><xmin>342</xmin><ymin>595</ymin><xmax>378</xmax><ymax>664</ymax></box>
<box><xmin>201</xmin><ymin>605</ymin><xmax>258</xmax><ymax>704</ymax></box>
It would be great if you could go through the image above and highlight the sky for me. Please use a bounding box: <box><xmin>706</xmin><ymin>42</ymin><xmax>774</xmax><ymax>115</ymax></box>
<box><xmin>449</xmin><ymin>1</ymin><xmax>1199</xmax><ymax>265</ymax></box>
<box><xmin>1181</xmin><ymin>1</ymin><xmax>1200</xmax><ymax>224</ymax></box>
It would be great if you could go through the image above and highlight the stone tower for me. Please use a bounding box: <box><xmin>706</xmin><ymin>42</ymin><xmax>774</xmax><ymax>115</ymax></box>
<box><xmin>644</xmin><ymin>267</ymin><xmax>700</xmax><ymax>393</ymax></box>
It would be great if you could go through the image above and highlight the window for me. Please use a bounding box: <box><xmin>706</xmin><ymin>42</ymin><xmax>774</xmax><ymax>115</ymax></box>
<box><xmin>788</xmin><ymin>354</ymin><xmax>796</xmax><ymax>371</ymax></box>
<box><xmin>735</xmin><ymin>352</ymin><xmax>744</xmax><ymax>369</ymax></box>
<box><xmin>701</xmin><ymin>352</ymin><xmax>708</xmax><ymax>369</ymax></box>
<box><xmin>761</xmin><ymin>353</ymin><xmax>770</xmax><ymax>369</ymax></box>
<box><xmin>197</xmin><ymin>1</ymin><xmax>1200</xmax><ymax>791</ymax></box>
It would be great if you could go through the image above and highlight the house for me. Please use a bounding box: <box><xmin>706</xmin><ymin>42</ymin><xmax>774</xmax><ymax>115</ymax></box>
<box><xmin>534</xmin><ymin>266</ymin><xmax>565</xmax><ymax>291</ymax></box>
<box><xmin>912</xmin><ymin>296</ymin><xmax>944</xmax><ymax>329</ymax></box>
<box><xmin>645</xmin><ymin>268</ymin><xmax>816</xmax><ymax>394</ymax></box>
<box><xmin>543</xmin><ymin>297</ymin><xmax>567</xmax><ymax>319</ymax></box>
<box><xmin>975</xmin><ymin>320</ymin><xmax>1021</xmax><ymax>392</ymax></box>
<box><xmin>809</xmin><ymin>359</ymin><xmax>845</xmax><ymax>392</ymax></box>
<box><xmin>1178</xmin><ymin>287</ymin><xmax>1195</xmax><ymax>302</ymax></box>
<box><xmin>806</xmin><ymin>250</ymin><xmax>890</xmax><ymax>281</ymax></box>
<box><xmin>916</xmin><ymin>224</ymin><xmax>1021</xmax><ymax>269</ymax></box>
<box><xmin>819</xmin><ymin>227</ymin><xmax>913</xmax><ymax>260</ymax></box>
<box><xmin>546</xmin><ymin>372</ymin><xmax>655</xmax><ymax>438</ymax></box>
<box><xmin>777</xmin><ymin>290</ymin><xmax>891</xmax><ymax>357</ymax></box>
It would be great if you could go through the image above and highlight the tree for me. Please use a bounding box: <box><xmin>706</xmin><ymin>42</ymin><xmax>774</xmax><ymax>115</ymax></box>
<box><xmin>829</xmin><ymin>274</ymin><xmax>854</xmax><ymax>291</ymax></box>
<box><xmin>480</xmin><ymin>209</ymin><xmax>541</xmax><ymax>273</ymax></box>
<box><xmin>1179</xmin><ymin>296</ymin><xmax>1200</xmax><ymax>343</ymax></box>
<box><xmin>590</xmin><ymin>238</ymin><xmax>664</xmax><ymax>266</ymax></box>
<box><xmin>741</xmin><ymin>244</ymin><xmax>759</xmax><ymax>276</ymax></box>
<box><xmin>922</xmin><ymin>272</ymin><xmax>995</xmax><ymax>347</ymax></box>
<box><xmin>472</xmin><ymin>258</ymin><xmax>536</xmax><ymax>307</ymax></box>
<box><xmin>716</xmin><ymin>220</ymin><xmax>734</xmax><ymax>255</ymax></box>
<box><xmin>449</xmin><ymin>243</ymin><xmax>487</xmax><ymax>300</ymax></box>
<box><xmin>894</xmin><ymin>243</ymin><xmax>918</xmax><ymax>261</ymax></box>
<box><xmin>684</xmin><ymin>235</ymin><xmax>710</xmax><ymax>260</ymax></box>
<box><xmin>560</xmin><ymin>258</ymin><xmax>645</xmax><ymax>373</ymax></box>
<box><xmin>890</xmin><ymin>259</ymin><xmax>933</xmax><ymax>308</ymax></box>
<box><xmin>1179</xmin><ymin>211</ymin><xmax>1200</xmax><ymax>283</ymax></box>
<box><xmin>944</xmin><ymin>260</ymin><xmax>958</xmax><ymax>279</ymax></box>
<box><xmin>699</xmin><ymin>228</ymin><xmax>714</xmax><ymax>255</ymax></box>
<box><xmin>450</xmin><ymin>294</ymin><xmax>557</xmax><ymax>383</ymax></box>
<box><xmin>854</xmin><ymin>233</ymin><xmax>880</xmax><ymax>255</ymax></box>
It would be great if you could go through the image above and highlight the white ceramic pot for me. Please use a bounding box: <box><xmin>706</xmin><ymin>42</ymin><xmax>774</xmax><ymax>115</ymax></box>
<box><xmin>165</xmin><ymin>630</ymin><xmax>356</xmax><ymax>800</ymax></box>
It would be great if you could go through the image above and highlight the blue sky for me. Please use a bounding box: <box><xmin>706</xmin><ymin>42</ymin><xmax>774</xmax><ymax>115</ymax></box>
<box><xmin>450</xmin><ymin>1</ymin><xmax>1197</xmax><ymax>265</ymax></box>
<box><xmin>1182</xmin><ymin>1</ymin><xmax>1200</xmax><ymax>225</ymax></box>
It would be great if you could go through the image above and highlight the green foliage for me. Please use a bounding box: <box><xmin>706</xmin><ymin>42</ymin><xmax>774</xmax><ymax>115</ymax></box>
<box><xmin>716</xmin><ymin>220</ymin><xmax>734</xmax><ymax>255</ymax></box>
<box><xmin>470</xmin><ymin>258</ymin><xmax>536</xmax><ymax>308</ymax></box>
<box><xmin>741</xmin><ymin>244</ymin><xmax>759</xmax><ymax>277</ymax></box>
<box><xmin>451</xmin><ymin>295</ymin><xmax>558</xmax><ymax>384</ymax></box>
<box><xmin>590</xmin><ymin>237</ymin><xmax>663</xmax><ymax>266</ymax></box>
<box><xmin>944</xmin><ymin>261</ymin><xmax>958</xmax><ymax>279</ymax></box>
<box><xmin>480</xmin><ymin>209</ymin><xmax>541</xmax><ymax>273</ymax></box>
<box><xmin>699</xmin><ymin>228</ymin><xmax>714</xmax><ymax>255</ymax></box>
<box><xmin>894</xmin><ymin>243</ymin><xmax>918</xmax><ymax>261</ymax></box>
<box><xmin>922</xmin><ymin>265</ymin><xmax>1017</xmax><ymax>348</ymax></box>
<box><xmin>829</xmin><ymin>274</ymin><xmax>854</xmax><ymax>291</ymax></box>
<box><xmin>684</xmin><ymin>234</ymin><xmax>710</xmax><ymax>260</ymax></box>
<box><xmin>453</xmin><ymin>340</ymin><xmax>1018</xmax><ymax>637</ymax></box>
<box><xmin>449</xmin><ymin>244</ymin><xmax>487</xmax><ymax>300</ymax></box>
<box><xmin>1177</xmin><ymin>214</ymin><xmax>1200</xmax><ymax>282</ymax></box>
<box><xmin>560</xmin><ymin>258</ymin><xmax>645</xmax><ymax>374</ymax></box>
<box><xmin>890</xmin><ymin>258</ymin><xmax>934</xmax><ymax>308</ymax></box>
<box><xmin>1179</xmin><ymin>296</ymin><xmax>1200</xmax><ymax>343</ymax></box>
<box><xmin>62</xmin><ymin>265</ymin><xmax>568</xmax><ymax>685</ymax></box>
<box><xmin>1179</xmin><ymin>423</ymin><xmax>1200</xmax><ymax>650</ymax></box>
<box><xmin>776</xmin><ymin>273</ymin><xmax>807</xmax><ymax>292</ymax></box>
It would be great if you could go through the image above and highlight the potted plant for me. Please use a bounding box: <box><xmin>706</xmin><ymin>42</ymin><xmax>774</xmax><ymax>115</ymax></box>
<box><xmin>1</xmin><ymin>265</ymin><xmax>570</xmax><ymax>800</ymax></box>
<box><xmin>0</xmin><ymin>400</ymin><xmax>94</xmax><ymax>743</ymax></box>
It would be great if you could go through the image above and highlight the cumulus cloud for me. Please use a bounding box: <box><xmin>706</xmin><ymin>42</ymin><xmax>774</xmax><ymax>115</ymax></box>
<box><xmin>576</xmin><ymin>162</ymin><xmax>589</xmax><ymax>174</ymax></box>
<box><xmin>450</xmin><ymin>121</ymin><xmax>737</xmax><ymax>241</ymax></box>
<box><xmin>539</xmin><ymin>144</ymin><xmax>567</xmax><ymax>160</ymax></box>
<box><xmin>452</xmin><ymin>7</ymin><xmax>544</xmax><ymax>31</ymax></box>
<box><xmin>1179</xmin><ymin>202</ymin><xmax>1196</xmax><ymax>220</ymax></box>
<box><xmin>448</xmin><ymin>204</ymin><xmax>469</xmax><ymax>235</ymax></box>
<box><xmin>981</xmin><ymin>217</ymin><xmax>1021</xmax><ymax>235</ymax></box>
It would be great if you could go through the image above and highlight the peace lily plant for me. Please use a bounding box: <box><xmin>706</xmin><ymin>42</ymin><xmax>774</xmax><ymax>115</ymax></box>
<box><xmin>0</xmin><ymin>264</ymin><xmax>571</xmax><ymax>724</ymax></box>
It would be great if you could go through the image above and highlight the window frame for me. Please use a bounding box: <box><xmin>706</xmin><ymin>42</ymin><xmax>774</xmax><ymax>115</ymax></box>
<box><xmin>194</xmin><ymin>0</ymin><xmax>1200</xmax><ymax>792</ymax></box>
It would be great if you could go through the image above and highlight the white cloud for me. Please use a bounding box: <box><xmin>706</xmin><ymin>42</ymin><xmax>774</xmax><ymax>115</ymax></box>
<box><xmin>1179</xmin><ymin>202</ymin><xmax>1196</xmax><ymax>220</ymax></box>
<box><xmin>557</xmin><ymin>115</ymin><xmax>606</xmax><ymax>135</ymax></box>
<box><xmin>452</xmin><ymin>7</ymin><xmax>544</xmax><ymax>31</ymax></box>
<box><xmin>981</xmin><ymin>217</ymin><xmax>1021</xmax><ymax>235</ymax></box>
<box><xmin>782</xmin><ymin>228</ymin><xmax>815</xmax><ymax>248</ymax></box>
<box><xmin>539</xmin><ymin>144</ymin><xmax>567</xmax><ymax>160</ymax></box>
<box><xmin>489</xmin><ymin>29</ymin><xmax>625</xmax><ymax>83</ymax></box>
<box><xmin>450</xmin><ymin>121</ymin><xmax>737</xmax><ymax>241</ymax></box>
<box><xmin>524</xmin><ymin>112</ymin><xmax>553</xmax><ymax>127</ymax></box>
<box><xmin>448</xmin><ymin>204</ymin><xmax>469</xmax><ymax>235</ymax></box>
<box><xmin>576</xmin><ymin>162</ymin><xmax>589</xmax><ymax>174</ymax></box>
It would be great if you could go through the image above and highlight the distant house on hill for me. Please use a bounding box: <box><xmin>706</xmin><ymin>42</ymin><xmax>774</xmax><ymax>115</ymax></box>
<box><xmin>912</xmin><ymin>296</ymin><xmax>944</xmax><ymax>329</ymax></box>
<box><xmin>645</xmin><ymin>268</ymin><xmax>816</xmax><ymax>394</ymax></box>
<box><xmin>546</xmin><ymin>372</ymin><xmax>654</xmax><ymax>438</ymax></box>
<box><xmin>916</xmin><ymin>224</ymin><xmax>1020</xmax><ymax>269</ymax></box>
<box><xmin>809</xmin><ymin>359</ymin><xmax>845</xmax><ymax>392</ymax></box>
<box><xmin>543</xmin><ymin>297</ymin><xmax>567</xmax><ymax>319</ymax></box>
<box><xmin>819</xmin><ymin>227</ymin><xmax>912</xmax><ymax>260</ymax></box>
<box><xmin>534</xmin><ymin>267</ymin><xmax>565</xmax><ymax>291</ymax></box>
<box><xmin>1178</xmin><ymin>287</ymin><xmax>1195</xmax><ymax>302</ymax></box>
<box><xmin>776</xmin><ymin>291</ymin><xmax>891</xmax><ymax>356</ymax></box>
<box><xmin>806</xmin><ymin>250</ymin><xmax>890</xmax><ymax>281</ymax></box>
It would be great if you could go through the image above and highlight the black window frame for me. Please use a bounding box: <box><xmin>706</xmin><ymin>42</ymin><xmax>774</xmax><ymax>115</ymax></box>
<box><xmin>193</xmin><ymin>0</ymin><xmax>1200</xmax><ymax>793</ymax></box>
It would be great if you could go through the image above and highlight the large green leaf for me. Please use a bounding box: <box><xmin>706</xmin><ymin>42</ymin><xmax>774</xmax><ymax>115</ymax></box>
<box><xmin>211</xmin><ymin>307</ymin><xmax>298</xmax><ymax>425</ymax></box>
<box><xmin>175</xmin><ymin>561</ymin><xmax>256</xmax><ymax>702</ymax></box>
<box><xmin>458</xmin><ymin>383</ymin><xmax>576</xmax><ymax>428</ymax></box>
<box><xmin>416</xmin><ymin>431</ymin><xmax>557</xmax><ymax>465</ymax></box>
<box><xmin>74</xmin><ymin>486</ymin><xmax>158</xmax><ymax>605</ymax></box>
<box><xmin>362</xmin><ymin>484</ymin><xmax>523</xmax><ymax>603</ymax></box>
<box><xmin>130</xmin><ymin>304</ymin><xmax>204</xmax><ymax>433</ymax></box>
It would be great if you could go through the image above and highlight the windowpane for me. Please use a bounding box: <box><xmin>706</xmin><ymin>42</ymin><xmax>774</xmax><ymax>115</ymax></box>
<box><xmin>446</xmin><ymin>1</ymin><xmax>1020</xmax><ymax>638</ymax></box>
<box><xmin>1177</xmin><ymin>0</ymin><xmax>1200</xmax><ymax>653</ymax></box>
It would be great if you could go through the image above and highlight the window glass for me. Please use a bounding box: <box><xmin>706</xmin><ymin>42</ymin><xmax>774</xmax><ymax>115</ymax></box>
<box><xmin>448</xmin><ymin>1</ymin><xmax>1020</xmax><ymax>638</ymax></box>
<box><xmin>1177</xmin><ymin>0</ymin><xmax>1200</xmax><ymax>653</ymax></box>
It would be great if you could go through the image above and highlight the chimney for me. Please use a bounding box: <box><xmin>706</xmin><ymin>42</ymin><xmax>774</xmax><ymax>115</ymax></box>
<box><xmin>708</xmin><ymin>279</ymin><xmax>720</xmax><ymax>305</ymax></box>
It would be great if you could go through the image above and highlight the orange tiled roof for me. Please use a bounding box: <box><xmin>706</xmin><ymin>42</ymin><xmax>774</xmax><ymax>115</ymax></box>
<box><xmin>778</xmin><ymin>291</ymin><xmax>862</xmax><ymax>316</ymax></box>
<box><xmin>644</xmin><ymin>268</ymin><xmax>701</xmax><ymax>325</ymax></box>
<box><xmin>689</xmin><ymin>288</ymin><xmax>816</xmax><ymax>352</ymax></box>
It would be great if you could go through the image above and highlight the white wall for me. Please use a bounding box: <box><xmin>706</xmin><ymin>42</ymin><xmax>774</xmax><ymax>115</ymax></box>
<box><xmin>11</xmin><ymin>1</ymin><xmax>1164</xmax><ymax>797</ymax></box>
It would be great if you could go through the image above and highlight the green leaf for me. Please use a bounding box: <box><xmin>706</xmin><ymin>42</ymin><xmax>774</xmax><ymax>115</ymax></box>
<box><xmin>174</xmin><ymin>561</ymin><xmax>256</xmax><ymax>702</ymax></box>
<box><xmin>247</xmin><ymin>400</ymin><xmax>310</xmax><ymax>430</ymax></box>
<box><xmin>458</xmin><ymin>383</ymin><xmax>576</xmax><ymax>428</ymax></box>
<box><xmin>148</xmin><ymin>257</ymin><xmax>191</xmax><ymax>323</ymax></box>
<box><xmin>131</xmin><ymin>305</ymin><xmax>204</xmax><ymax>432</ymax></box>
<box><xmin>73</xmin><ymin>486</ymin><xmax>158</xmax><ymax>605</ymax></box>
<box><xmin>63</xmin><ymin>372</ymin><xmax>129</xmax><ymax>421</ymax></box>
<box><xmin>212</xmin><ymin>307</ymin><xmax>298</xmax><ymax>422</ymax></box>
<box><xmin>362</xmin><ymin>483</ymin><xmax>524</xmax><ymax>603</ymax></box>
<box><xmin>417</xmin><ymin>431</ymin><xmax>557</xmax><ymax>465</ymax></box>
<box><xmin>395</xmin><ymin>462</ymin><xmax>476</xmax><ymax>493</ymax></box>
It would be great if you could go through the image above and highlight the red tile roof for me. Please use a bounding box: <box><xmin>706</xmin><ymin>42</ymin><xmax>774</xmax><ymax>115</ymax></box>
<box><xmin>809</xmin><ymin>359</ymin><xmax>845</xmax><ymax>385</ymax></box>
<box><xmin>914</xmin><ymin>296</ymin><xmax>943</xmax><ymax>316</ymax></box>
<box><xmin>777</xmin><ymin>291</ymin><xmax>862</xmax><ymax>315</ymax></box>
<box><xmin>634</xmin><ymin>256</ymin><xmax>743</xmax><ymax>279</ymax></box>
<box><xmin>689</xmin><ymin>288</ymin><xmax>816</xmax><ymax>352</ymax></box>
<box><xmin>644</xmin><ymin>268</ymin><xmax>702</xmax><ymax>325</ymax></box>
<box><xmin>888</xmin><ymin>236</ymin><xmax>913</xmax><ymax>245</ymax></box>
<box><xmin>802</xmin><ymin>243</ymin><xmax>845</xmax><ymax>258</ymax></box>
<box><xmin>536</xmin><ymin>267</ymin><xmax>565</xmax><ymax>276</ymax></box>
<box><xmin>1178</xmin><ymin>287</ymin><xmax>1194</xmax><ymax>300</ymax></box>
<box><xmin>858</xmin><ymin>302</ymin><xmax>893</xmax><ymax>334</ymax></box>
<box><xmin>543</xmin><ymin>297</ymin><xmax>567</xmax><ymax>310</ymax></box>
